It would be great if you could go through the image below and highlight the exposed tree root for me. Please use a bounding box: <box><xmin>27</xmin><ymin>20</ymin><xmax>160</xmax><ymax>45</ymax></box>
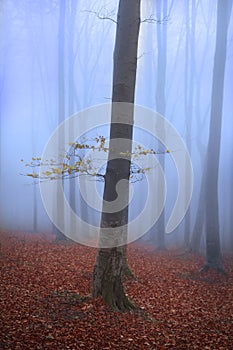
<box><xmin>92</xmin><ymin>259</ymin><xmax>137</xmax><ymax>312</ymax></box>
<box><xmin>122</xmin><ymin>266</ymin><xmax>136</xmax><ymax>279</ymax></box>
<box><xmin>103</xmin><ymin>294</ymin><xmax>136</xmax><ymax>312</ymax></box>
<box><xmin>96</xmin><ymin>279</ymin><xmax>136</xmax><ymax>312</ymax></box>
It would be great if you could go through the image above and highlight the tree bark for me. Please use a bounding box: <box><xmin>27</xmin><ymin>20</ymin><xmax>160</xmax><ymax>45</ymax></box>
<box><xmin>184</xmin><ymin>0</ymin><xmax>196</xmax><ymax>248</ymax></box>
<box><xmin>203</xmin><ymin>0</ymin><xmax>232</xmax><ymax>272</ymax></box>
<box><xmin>68</xmin><ymin>1</ymin><xmax>77</xmax><ymax>237</ymax></box>
<box><xmin>153</xmin><ymin>0</ymin><xmax>167</xmax><ymax>250</ymax></box>
<box><xmin>92</xmin><ymin>0</ymin><xmax>141</xmax><ymax>311</ymax></box>
<box><xmin>189</xmin><ymin>158</ymin><xmax>206</xmax><ymax>253</ymax></box>
<box><xmin>54</xmin><ymin>0</ymin><xmax>68</xmax><ymax>242</ymax></box>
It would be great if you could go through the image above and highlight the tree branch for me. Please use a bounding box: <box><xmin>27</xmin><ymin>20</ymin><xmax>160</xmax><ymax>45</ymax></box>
<box><xmin>82</xmin><ymin>10</ymin><xmax>117</xmax><ymax>24</ymax></box>
<box><xmin>141</xmin><ymin>15</ymin><xmax>169</xmax><ymax>24</ymax></box>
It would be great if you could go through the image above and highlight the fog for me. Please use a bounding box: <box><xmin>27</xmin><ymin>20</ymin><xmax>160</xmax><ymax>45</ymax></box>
<box><xmin>0</xmin><ymin>0</ymin><xmax>232</xmax><ymax>252</ymax></box>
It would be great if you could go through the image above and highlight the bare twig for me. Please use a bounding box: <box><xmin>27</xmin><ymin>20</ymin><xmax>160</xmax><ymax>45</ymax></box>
<box><xmin>82</xmin><ymin>10</ymin><xmax>117</xmax><ymax>24</ymax></box>
<box><xmin>141</xmin><ymin>15</ymin><xmax>170</xmax><ymax>24</ymax></box>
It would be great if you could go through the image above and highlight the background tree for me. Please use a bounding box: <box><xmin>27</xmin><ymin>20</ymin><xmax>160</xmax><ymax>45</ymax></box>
<box><xmin>203</xmin><ymin>0</ymin><xmax>232</xmax><ymax>272</ymax></box>
<box><xmin>153</xmin><ymin>0</ymin><xmax>167</xmax><ymax>250</ymax></box>
<box><xmin>53</xmin><ymin>0</ymin><xmax>67</xmax><ymax>241</ymax></box>
<box><xmin>183</xmin><ymin>0</ymin><xmax>196</xmax><ymax>248</ymax></box>
<box><xmin>189</xmin><ymin>159</ymin><xmax>206</xmax><ymax>253</ymax></box>
<box><xmin>188</xmin><ymin>1</ymin><xmax>213</xmax><ymax>254</ymax></box>
<box><xmin>68</xmin><ymin>0</ymin><xmax>78</xmax><ymax>236</ymax></box>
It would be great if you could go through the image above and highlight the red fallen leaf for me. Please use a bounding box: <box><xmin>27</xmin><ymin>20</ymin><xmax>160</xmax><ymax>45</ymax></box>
<box><xmin>0</xmin><ymin>230</ymin><xmax>233</xmax><ymax>349</ymax></box>
<box><xmin>81</xmin><ymin>304</ymin><xmax>93</xmax><ymax>310</ymax></box>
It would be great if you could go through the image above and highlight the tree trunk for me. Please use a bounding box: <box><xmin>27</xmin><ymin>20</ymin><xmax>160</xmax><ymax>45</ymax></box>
<box><xmin>68</xmin><ymin>1</ymin><xmax>77</xmax><ymax>237</ymax></box>
<box><xmin>203</xmin><ymin>0</ymin><xmax>232</xmax><ymax>272</ymax></box>
<box><xmin>184</xmin><ymin>0</ymin><xmax>196</xmax><ymax>248</ymax></box>
<box><xmin>229</xmin><ymin>153</ymin><xmax>233</xmax><ymax>251</ymax></box>
<box><xmin>31</xmin><ymin>86</ymin><xmax>38</xmax><ymax>233</ymax></box>
<box><xmin>92</xmin><ymin>0</ymin><xmax>141</xmax><ymax>311</ymax></box>
<box><xmin>189</xmin><ymin>158</ymin><xmax>206</xmax><ymax>253</ymax></box>
<box><xmin>153</xmin><ymin>0</ymin><xmax>167</xmax><ymax>250</ymax></box>
<box><xmin>54</xmin><ymin>0</ymin><xmax>68</xmax><ymax>242</ymax></box>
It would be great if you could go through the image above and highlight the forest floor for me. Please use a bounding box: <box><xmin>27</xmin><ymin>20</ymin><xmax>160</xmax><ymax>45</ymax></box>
<box><xmin>0</xmin><ymin>231</ymin><xmax>232</xmax><ymax>349</ymax></box>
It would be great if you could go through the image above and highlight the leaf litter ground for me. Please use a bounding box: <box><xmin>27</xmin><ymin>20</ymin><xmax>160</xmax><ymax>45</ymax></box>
<box><xmin>0</xmin><ymin>231</ymin><xmax>232</xmax><ymax>349</ymax></box>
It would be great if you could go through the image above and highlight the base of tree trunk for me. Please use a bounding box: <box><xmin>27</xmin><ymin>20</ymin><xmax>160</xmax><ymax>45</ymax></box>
<box><xmin>92</xmin><ymin>270</ymin><xmax>135</xmax><ymax>311</ymax></box>
<box><xmin>122</xmin><ymin>265</ymin><xmax>136</xmax><ymax>280</ymax></box>
<box><xmin>122</xmin><ymin>257</ymin><xmax>135</xmax><ymax>279</ymax></box>
<box><xmin>199</xmin><ymin>262</ymin><xmax>226</xmax><ymax>275</ymax></box>
<box><xmin>53</xmin><ymin>227</ymin><xmax>71</xmax><ymax>244</ymax></box>
<box><xmin>92</xmin><ymin>248</ymin><xmax>136</xmax><ymax>312</ymax></box>
<box><xmin>188</xmin><ymin>246</ymin><xmax>201</xmax><ymax>255</ymax></box>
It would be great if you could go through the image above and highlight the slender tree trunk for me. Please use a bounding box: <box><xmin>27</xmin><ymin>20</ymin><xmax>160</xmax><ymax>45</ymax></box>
<box><xmin>31</xmin><ymin>81</ymin><xmax>38</xmax><ymax>233</ymax></box>
<box><xmin>92</xmin><ymin>0</ymin><xmax>141</xmax><ymax>311</ymax></box>
<box><xmin>153</xmin><ymin>0</ymin><xmax>167</xmax><ymax>250</ymax></box>
<box><xmin>32</xmin><ymin>180</ymin><xmax>38</xmax><ymax>232</ymax></box>
<box><xmin>203</xmin><ymin>0</ymin><xmax>232</xmax><ymax>272</ymax></box>
<box><xmin>68</xmin><ymin>1</ymin><xmax>77</xmax><ymax>236</ymax></box>
<box><xmin>189</xmin><ymin>157</ymin><xmax>206</xmax><ymax>253</ymax></box>
<box><xmin>229</xmin><ymin>153</ymin><xmax>233</xmax><ymax>251</ymax></box>
<box><xmin>184</xmin><ymin>0</ymin><xmax>195</xmax><ymax>248</ymax></box>
<box><xmin>230</xmin><ymin>167</ymin><xmax>233</xmax><ymax>251</ymax></box>
<box><xmin>54</xmin><ymin>0</ymin><xmax>67</xmax><ymax>242</ymax></box>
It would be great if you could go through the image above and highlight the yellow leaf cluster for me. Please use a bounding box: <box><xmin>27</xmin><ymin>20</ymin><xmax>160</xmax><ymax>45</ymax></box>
<box><xmin>27</xmin><ymin>172</ymin><xmax>38</xmax><ymax>178</ymax></box>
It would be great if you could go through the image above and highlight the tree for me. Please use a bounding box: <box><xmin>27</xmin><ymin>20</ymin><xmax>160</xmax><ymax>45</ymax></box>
<box><xmin>189</xmin><ymin>158</ymin><xmax>206</xmax><ymax>253</ymax></box>
<box><xmin>31</xmin><ymin>97</ymin><xmax>38</xmax><ymax>233</ymax></box>
<box><xmin>183</xmin><ymin>0</ymin><xmax>196</xmax><ymax>248</ymax></box>
<box><xmin>91</xmin><ymin>0</ymin><xmax>141</xmax><ymax>311</ymax></box>
<box><xmin>68</xmin><ymin>0</ymin><xmax>78</xmax><ymax>237</ymax></box>
<box><xmin>148</xmin><ymin>0</ymin><xmax>167</xmax><ymax>250</ymax></box>
<box><xmin>188</xmin><ymin>1</ymin><xmax>213</xmax><ymax>254</ymax></box>
<box><xmin>23</xmin><ymin>0</ymin><xmax>170</xmax><ymax>310</ymax></box>
<box><xmin>203</xmin><ymin>0</ymin><xmax>232</xmax><ymax>272</ymax></box>
<box><xmin>53</xmin><ymin>0</ymin><xmax>68</xmax><ymax>241</ymax></box>
<box><xmin>230</xmin><ymin>157</ymin><xmax>233</xmax><ymax>251</ymax></box>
